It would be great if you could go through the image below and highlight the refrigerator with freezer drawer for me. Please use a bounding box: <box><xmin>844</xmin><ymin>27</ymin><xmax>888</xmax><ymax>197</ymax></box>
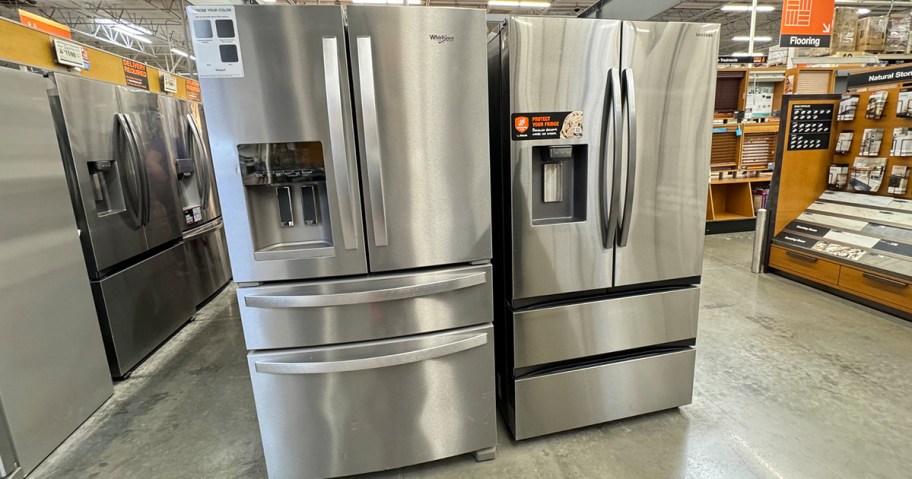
<box><xmin>488</xmin><ymin>17</ymin><xmax>719</xmax><ymax>440</ymax></box>
<box><xmin>191</xmin><ymin>5</ymin><xmax>495</xmax><ymax>478</ymax></box>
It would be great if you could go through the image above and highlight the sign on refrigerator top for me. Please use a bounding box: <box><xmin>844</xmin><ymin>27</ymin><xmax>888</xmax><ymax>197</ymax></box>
<box><xmin>779</xmin><ymin>0</ymin><xmax>835</xmax><ymax>49</ymax></box>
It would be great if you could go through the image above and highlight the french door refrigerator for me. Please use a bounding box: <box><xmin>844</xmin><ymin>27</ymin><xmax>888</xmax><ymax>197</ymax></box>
<box><xmin>192</xmin><ymin>5</ymin><xmax>495</xmax><ymax>478</ymax></box>
<box><xmin>49</xmin><ymin>73</ymin><xmax>196</xmax><ymax>378</ymax></box>
<box><xmin>488</xmin><ymin>17</ymin><xmax>719</xmax><ymax>440</ymax></box>
<box><xmin>160</xmin><ymin>96</ymin><xmax>231</xmax><ymax>307</ymax></box>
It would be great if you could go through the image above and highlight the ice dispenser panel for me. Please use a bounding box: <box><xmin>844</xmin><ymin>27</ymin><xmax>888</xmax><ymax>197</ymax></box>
<box><xmin>532</xmin><ymin>145</ymin><xmax>587</xmax><ymax>225</ymax></box>
<box><xmin>238</xmin><ymin>142</ymin><xmax>333</xmax><ymax>261</ymax></box>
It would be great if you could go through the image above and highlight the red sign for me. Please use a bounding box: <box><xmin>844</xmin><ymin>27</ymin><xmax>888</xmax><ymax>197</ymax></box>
<box><xmin>122</xmin><ymin>59</ymin><xmax>149</xmax><ymax>90</ymax></box>
<box><xmin>19</xmin><ymin>10</ymin><xmax>71</xmax><ymax>39</ymax></box>
<box><xmin>514</xmin><ymin>116</ymin><xmax>529</xmax><ymax>134</ymax></box>
<box><xmin>780</xmin><ymin>0</ymin><xmax>835</xmax><ymax>48</ymax></box>
<box><xmin>185</xmin><ymin>80</ymin><xmax>201</xmax><ymax>102</ymax></box>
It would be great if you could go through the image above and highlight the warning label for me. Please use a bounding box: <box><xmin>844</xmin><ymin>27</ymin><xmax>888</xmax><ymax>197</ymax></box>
<box><xmin>511</xmin><ymin>111</ymin><xmax>583</xmax><ymax>141</ymax></box>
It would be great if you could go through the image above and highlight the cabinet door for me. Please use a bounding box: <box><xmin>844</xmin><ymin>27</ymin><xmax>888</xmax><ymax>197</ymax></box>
<box><xmin>347</xmin><ymin>6</ymin><xmax>492</xmax><ymax>272</ymax></box>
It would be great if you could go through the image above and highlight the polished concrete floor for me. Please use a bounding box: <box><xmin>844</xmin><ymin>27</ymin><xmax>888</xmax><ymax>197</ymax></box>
<box><xmin>30</xmin><ymin>233</ymin><xmax>912</xmax><ymax>479</ymax></box>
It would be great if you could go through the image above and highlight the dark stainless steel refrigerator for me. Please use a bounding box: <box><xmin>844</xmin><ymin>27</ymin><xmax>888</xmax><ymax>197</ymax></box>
<box><xmin>488</xmin><ymin>17</ymin><xmax>719</xmax><ymax>439</ymax></box>
<box><xmin>49</xmin><ymin>73</ymin><xmax>196</xmax><ymax>378</ymax></box>
<box><xmin>192</xmin><ymin>5</ymin><xmax>495</xmax><ymax>478</ymax></box>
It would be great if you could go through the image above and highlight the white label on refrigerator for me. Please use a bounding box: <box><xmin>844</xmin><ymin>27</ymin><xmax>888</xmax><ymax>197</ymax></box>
<box><xmin>188</xmin><ymin>6</ymin><xmax>244</xmax><ymax>78</ymax></box>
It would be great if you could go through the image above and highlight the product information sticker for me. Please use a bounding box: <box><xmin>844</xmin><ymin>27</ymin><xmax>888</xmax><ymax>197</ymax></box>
<box><xmin>188</xmin><ymin>6</ymin><xmax>244</xmax><ymax>78</ymax></box>
<box><xmin>511</xmin><ymin>111</ymin><xmax>583</xmax><ymax>141</ymax></box>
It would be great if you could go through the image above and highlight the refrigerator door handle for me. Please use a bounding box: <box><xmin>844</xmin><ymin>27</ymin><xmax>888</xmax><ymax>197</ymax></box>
<box><xmin>254</xmin><ymin>333</ymin><xmax>487</xmax><ymax>375</ymax></box>
<box><xmin>602</xmin><ymin>69</ymin><xmax>623</xmax><ymax>249</ymax></box>
<box><xmin>618</xmin><ymin>68</ymin><xmax>637</xmax><ymax>247</ymax></box>
<box><xmin>323</xmin><ymin>37</ymin><xmax>359</xmax><ymax>250</ymax></box>
<box><xmin>186</xmin><ymin>113</ymin><xmax>210</xmax><ymax>210</ymax></box>
<box><xmin>122</xmin><ymin>113</ymin><xmax>150</xmax><ymax>225</ymax></box>
<box><xmin>115</xmin><ymin>113</ymin><xmax>143</xmax><ymax>229</ymax></box>
<box><xmin>355</xmin><ymin>36</ymin><xmax>389</xmax><ymax>247</ymax></box>
<box><xmin>244</xmin><ymin>271</ymin><xmax>486</xmax><ymax>309</ymax></box>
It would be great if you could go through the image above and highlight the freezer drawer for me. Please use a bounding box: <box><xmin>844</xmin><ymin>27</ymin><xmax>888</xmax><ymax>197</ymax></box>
<box><xmin>511</xmin><ymin>348</ymin><xmax>695</xmax><ymax>440</ymax></box>
<box><xmin>237</xmin><ymin>264</ymin><xmax>492</xmax><ymax>350</ymax></box>
<box><xmin>93</xmin><ymin>243</ymin><xmax>196</xmax><ymax>377</ymax></box>
<box><xmin>247</xmin><ymin>324</ymin><xmax>496</xmax><ymax>479</ymax></box>
<box><xmin>512</xmin><ymin>287</ymin><xmax>699</xmax><ymax>369</ymax></box>
<box><xmin>184</xmin><ymin>219</ymin><xmax>231</xmax><ymax>306</ymax></box>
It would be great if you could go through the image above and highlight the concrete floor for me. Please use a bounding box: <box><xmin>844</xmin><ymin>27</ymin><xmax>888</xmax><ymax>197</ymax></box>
<box><xmin>29</xmin><ymin>233</ymin><xmax>912</xmax><ymax>479</ymax></box>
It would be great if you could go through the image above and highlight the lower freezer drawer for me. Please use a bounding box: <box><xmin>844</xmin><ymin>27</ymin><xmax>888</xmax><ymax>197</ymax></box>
<box><xmin>247</xmin><ymin>324</ymin><xmax>496</xmax><ymax>479</ymax></box>
<box><xmin>511</xmin><ymin>348</ymin><xmax>695</xmax><ymax>440</ymax></box>
<box><xmin>183</xmin><ymin>220</ymin><xmax>232</xmax><ymax>306</ymax></box>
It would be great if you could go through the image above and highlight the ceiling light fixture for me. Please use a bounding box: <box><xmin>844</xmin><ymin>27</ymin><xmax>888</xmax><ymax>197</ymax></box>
<box><xmin>721</xmin><ymin>5</ymin><xmax>775</xmax><ymax>12</ymax></box>
<box><xmin>171</xmin><ymin>48</ymin><xmax>189</xmax><ymax>58</ymax></box>
<box><xmin>113</xmin><ymin>26</ymin><xmax>152</xmax><ymax>44</ymax></box>
<box><xmin>488</xmin><ymin>0</ymin><xmax>551</xmax><ymax>7</ymax></box>
<box><xmin>733</xmin><ymin>35</ymin><xmax>773</xmax><ymax>42</ymax></box>
<box><xmin>858</xmin><ymin>8</ymin><xmax>871</xmax><ymax>14</ymax></box>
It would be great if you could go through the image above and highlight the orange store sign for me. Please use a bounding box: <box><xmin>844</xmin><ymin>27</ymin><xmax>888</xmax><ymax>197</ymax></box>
<box><xmin>779</xmin><ymin>0</ymin><xmax>835</xmax><ymax>48</ymax></box>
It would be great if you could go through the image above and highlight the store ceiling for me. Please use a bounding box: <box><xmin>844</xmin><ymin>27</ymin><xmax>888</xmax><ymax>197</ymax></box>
<box><xmin>0</xmin><ymin>0</ymin><xmax>910</xmax><ymax>73</ymax></box>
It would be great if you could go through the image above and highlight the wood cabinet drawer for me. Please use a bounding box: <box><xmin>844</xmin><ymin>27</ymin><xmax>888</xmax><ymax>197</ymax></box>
<box><xmin>769</xmin><ymin>246</ymin><xmax>840</xmax><ymax>285</ymax></box>
<box><xmin>838</xmin><ymin>267</ymin><xmax>912</xmax><ymax>312</ymax></box>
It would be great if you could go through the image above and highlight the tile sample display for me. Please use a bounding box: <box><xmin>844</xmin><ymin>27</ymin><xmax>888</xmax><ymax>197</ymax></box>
<box><xmin>850</xmin><ymin>157</ymin><xmax>887</xmax><ymax>192</ymax></box>
<box><xmin>859</xmin><ymin>129</ymin><xmax>884</xmax><ymax>156</ymax></box>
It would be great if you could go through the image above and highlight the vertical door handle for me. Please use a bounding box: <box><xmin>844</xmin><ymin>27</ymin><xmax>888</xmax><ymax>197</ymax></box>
<box><xmin>356</xmin><ymin>36</ymin><xmax>389</xmax><ymax>247</ymax></box>
<box><xmin>323</xmin><ymin>37</ymin><xmax>359</xmax><ymax>250</ymax></box>
<box><xmin>114</xmin><ymin>114</ymin><xmax>143</xmax><ymax>229</ymax></box>
<box><xmin>186</xmin><ymin>113</ymin><xmax>210</xmax><ymax>210</ymax></box>
<box><xmin>602</xmin><ymin>69</ymin><xmax>622</xmax><ymax>249</ymax></box>
<box><xmin>122</xmin><ymin>114</ymin><xmax>150</xmax><ymax>225</ymax></box>
<box><xmin>619</xmin><ymin>68</ymin><xmax>637</xmax><ymax>247</ymax></box>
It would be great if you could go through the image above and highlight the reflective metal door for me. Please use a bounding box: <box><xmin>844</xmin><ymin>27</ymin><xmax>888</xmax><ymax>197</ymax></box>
<box><xmin>187</xmin><ymin>102</ymin><xmax>220</xmax><ymax>222</ymax></box>
<box><xmin>501</xmin><ymin>17</ymin><xmax>621</xmax><ymax>300</ymax></box>
<box><xmin>347</xmin><ymin>6</ymin><xmax>492</xmax><ymax>272</ymax></box>
<box><xmin>51</xmin><ymin>74</ymin><xmax>147</xmax><ymax>276</ymax></box>
<box><xmin>118</xmin><ymin>88</ymin><xmax>183</xmax><ymax>250</ymax></box>
<box><xmin>614</xmin><ymin>22</ymin><xmax>719</xmax><ymax>287</ymax></box>
<box><xmin>198</xmin><ymin>6</ymin><xmax>366</xmax><ymax>283</ymax></box>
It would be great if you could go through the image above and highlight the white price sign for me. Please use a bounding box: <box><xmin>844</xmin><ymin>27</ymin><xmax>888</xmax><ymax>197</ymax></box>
<box><xmin>161</xmin><ymin>73</ymin><xmax>178</xmax><ymax>93</ymax></box>
<box><xmin>53</xmin><ymin>39</ymin><xmax>84</xmax><ymax>68</ymax></box>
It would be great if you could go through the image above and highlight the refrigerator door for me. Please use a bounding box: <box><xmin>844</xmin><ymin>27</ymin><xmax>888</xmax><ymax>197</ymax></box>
<box><xmin>198</xmin><ymin>6</ymin><xmax>367</xmax><ymax>283</ymax></box>
<box><xmin>247</xmin><ymin>324</ymin><xmax>495</xmax><ymax>479</ymax></box>
<box><xmin>184</xmin><ymin>219</ymin><xmax>232</xmax><ymax>306</ymax></box>
<box><xmin>347</xmin><ymin>6</ymin><xmax>492</xmax><ymax>272</ymax></box>
<box><xmin>92</xmin><ymin>242</ymin><xmax>195</xmax><ymax>377</ymax></box>
<box><xmin>614</xmin><ymin>22</ymin><xmax>719</xmax><ymax>287</ymax></box>
<box><xmin>160</xmin><ymin>96</ymin><xmax>200</xmax><ymax>231</ymax></box>
<box><xmin>0</xmin><ymin>68</ymin><xmax>113</xmax><ymax>475</ymax></box>
<box><xmin>118</xmin><ymin>88</ymin><xmax>184</xmax><ymax>250</ymax></box>
<box><xmin>187</xmin><ymin>102</ymin><xmax>221</xmax><ymax>223</ymax></box>
<box><xmin>51</xmin><ymin>74</ymin><xmax>147</xmax><ymax>276</ymax></box>
<box><xmin>501</xmin><ymin>17</ymin><xmax>621</xmax><ymax>300</ymax></box>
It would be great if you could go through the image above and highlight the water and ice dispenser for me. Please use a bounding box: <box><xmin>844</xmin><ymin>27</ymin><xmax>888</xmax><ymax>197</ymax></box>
<box><xmin>531</xmin><ymin>145</ymin><xmax>587</xmax><ymax>225</ymax></box>
<box><xmin>238</xmin><ymin>142</ymin><xmax>333</xmax><ymax>261</ymax></box>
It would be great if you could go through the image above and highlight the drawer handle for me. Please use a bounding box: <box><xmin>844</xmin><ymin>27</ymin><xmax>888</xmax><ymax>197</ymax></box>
<box><xmin>862</xmin><ymin>272</ymin><xmax>909</xmax><ymax>288</ymax></box>
<box><xmin>786</xmin><ymin>251</ymin><xmax>818</xmax><ymax>263</ymax></box>
<box><xmin>244</xmin><ymin>271</ymin><xmax>486</xmax><ymax>308</ymax></box>
<box><xmin>254</xmin><ymin>333</ymin><xmax>487</xmax><ymax>375</ymax></box>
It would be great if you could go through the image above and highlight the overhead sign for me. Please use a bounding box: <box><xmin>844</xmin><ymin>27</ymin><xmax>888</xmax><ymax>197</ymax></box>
<box><xmin>719</xmin><ymin>55</ymin><xmax>767</xmax><ymax>65</ymax></box>
<box><xmin>779</xmin><ymin>0</ymin><xmax>835</xmax><ymax>48</ymax></box>
<box><xmin>846</xmin><ymin>64</ymin><xmax>912</xmax><ymax>88</ymax></box>
<box><xmin>19</xmin><ymin>10</ymin><xmax>71</xmax><ymax>39</ymax></box>
<box><xmin>122</xmin><ymin>59</ymin><xmax>149</xmax><ymax>90</ymax></box>
<box><xmin>186</xmin><ymin>80</ymin><xmax>202</xmax><ymax>101</ymax></box>
<box><xmin>52</xmin><ymin>39</ymin><xmax>85</xmax><ymax>69</ymax></box>
<box><xmin>160</xmin><ymin>73</ymin><xmax>178</xmax><ymax>93</ymax></box>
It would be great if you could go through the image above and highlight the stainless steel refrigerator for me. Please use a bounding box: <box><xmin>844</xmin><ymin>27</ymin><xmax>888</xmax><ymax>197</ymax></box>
<box><xmin>160</xmin><ymin>96</ymin><xmax>232</xmax><ymax>307</ymax></box>
<box><xmin>488</xmin><ymin>17</ymin><xmax>719</xmax><ymax>440</ymax></box>
<box><xmin>192</xmin><ymin>5</ymin><xmax>495</xmax><ymax>478</ymax></box>
<box><xmin>0</xmin><ymin>67</ymin><xmax>113</xmax><ymax>478</ymax></box>
<box><xmin>48</xmin><ymin>73</ymin><xmax>196</xmax><ymax>378</ymax></box>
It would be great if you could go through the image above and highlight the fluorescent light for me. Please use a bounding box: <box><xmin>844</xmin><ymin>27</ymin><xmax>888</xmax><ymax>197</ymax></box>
<box><xmin>190</xmin><ymin>55</ymin><xmax>196</xmax><ymax>61</ymax></box>
<box><xmin>732</xmin><ymin>36</ymin><xmax>773</xmax><ymax>42</ymax></box>
<box><xmin>721</xmin><ymin>5</ymin><xmax>775</xmax><ymax>12</ymax></box>
<box><xmin>113</xmin><ymin>26</ymin><xmax>152</xmax><ymax>44</ymax></box>
<box><xmin>488</xmin><ymin>0</ymin><xmax>551</xmax><ymax>7</ymax></box>
<box><xmin>171</xmin><ymin>48</ymin><xmax>189</xmax><ymax>58</ymax></box>
<box><xmin>858</xmin><ymin>8</ymin><xmax>871</xmax><ymax>14</ymax></box>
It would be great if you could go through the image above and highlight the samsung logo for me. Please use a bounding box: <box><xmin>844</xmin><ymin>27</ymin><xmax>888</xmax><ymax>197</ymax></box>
<box><xmin>429</xmin><ymin>34</ymin><xmax>455</xmax><ymax>44</ymax></box>
<box><xmin>696</xmin><ymin>32</ymin><xmax>715</xmax><ymax>38</ymax></box>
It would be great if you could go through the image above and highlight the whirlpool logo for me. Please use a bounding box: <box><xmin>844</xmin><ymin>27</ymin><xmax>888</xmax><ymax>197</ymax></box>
<box><xmin>429</xmin><ymin>34</ymin><xmax>455</xmax><ymax>44</ymax></box>
<box><xmin>696</xmin><ymin>32</ymin><xmax>715</xmax><ymax>38</ymax></box>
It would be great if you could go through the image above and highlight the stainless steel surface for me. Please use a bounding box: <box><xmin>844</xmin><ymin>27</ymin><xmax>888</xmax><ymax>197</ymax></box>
<box><xmin>93</xmin><ymin>242</ymin><xmax>195</xmax><ymax>377</ymax></box>
<box><xmin>51</xmin><ymin>74</ymin><xmax>147</xmax><ymax>276</ymax></box>
<box><xmin>254</xmin><ymin>332</ymin><xmax>487</xmax><ymax>375</ymax></box>
<box><xmin>0</xmin><ymin>68</ymin><xmax>113</xmax><ymax>475</ymax></box>
<box><xmin>184</xmin><ymin>219</ymin><xmax>232</xmax><ymax>306</ymax></box>
<box><xmin>188</xmin><ymin>102</ymin><xmax>220</xmax><ymax>221</ymax></box>
<box><xmin>512</xmin><ymin>348</ymin><xmax>696</xmax><ymax>440</ymax></box>
<box><xmin>614</xmin><ymin>21</ymin><xmax>719</xmax><ymax>287</ymax></box>
<box><xmin>237</xmin><ymin>264</ymin><xmax>492</xmax><ymax>350</ymax></box>
<box><xmin>347</xmin><ymin>6</ymin><xmax>492</xmax><ymax>272</ymax></box>
<box><xmin>200</xmin><ymin>6</ymin><xmax>367</xmax><ymax>282</ymax></box>
<box><xmin>511</xmin><ymin>287</ymin><xmax>699</xmax><ymax>369</ymax></box>
<box><xmin>752</xmin><ymin>208</ymin><xmax>768</xmax><ymax>273</ymax></box>
<box><xmin>602</xmin><ymin>69</ymin><xmax>622</xmax><ymax>249</ymax></box>
<box><xmin>247</xmin><ymin>324</ymin><xmax>496</xmax><ymax>479</ymax></box>
<box><xmin>0</xmin><ymin>403</ymin><xmax>16</xmax><ymax>479</ymax></box>
<box><xmin>502</xmin><ymin>17</ymin><xmax>621</xmax><ymax>300</ymax></box>
<box><xmin>618</xmin><ymin>67</ymin><xmax>636</xmax><ymax>247</ymax></box>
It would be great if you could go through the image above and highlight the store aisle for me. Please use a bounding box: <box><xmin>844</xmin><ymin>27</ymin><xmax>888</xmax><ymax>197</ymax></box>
<box><xmin>30</xmin><ymin>234</ymin><xmax>912</xmax><ymax>479</ymax></box>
